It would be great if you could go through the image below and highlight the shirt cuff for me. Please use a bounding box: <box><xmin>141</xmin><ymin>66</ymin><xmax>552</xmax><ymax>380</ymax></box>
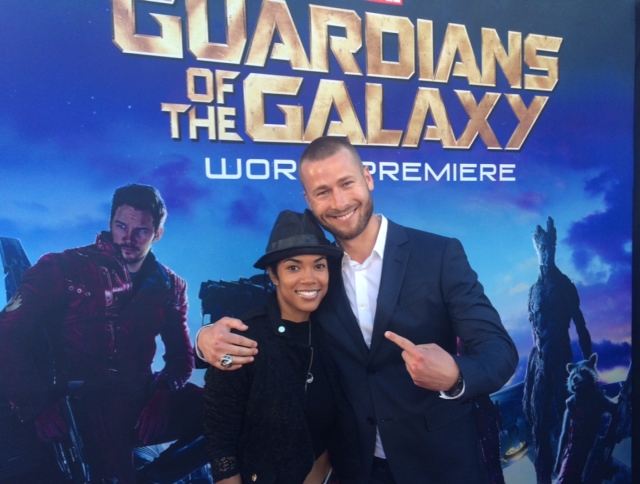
<box><xmin>439</xmin><ymin>375</ymin><xmax>465</xmax><ymax>400</ymax></box>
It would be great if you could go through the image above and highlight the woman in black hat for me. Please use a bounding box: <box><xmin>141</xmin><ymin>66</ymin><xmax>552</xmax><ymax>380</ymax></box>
<box><xmin>203</xmin><ymin>210</ymin><xmax>359</xmax><ymax>484</ymax></box>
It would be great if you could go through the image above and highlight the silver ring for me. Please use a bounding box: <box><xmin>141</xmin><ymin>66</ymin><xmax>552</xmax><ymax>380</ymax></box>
<box><xmin>220</xmin><ymin>354</ymin><xmax>233</xmax><ymax>369</ymax></box>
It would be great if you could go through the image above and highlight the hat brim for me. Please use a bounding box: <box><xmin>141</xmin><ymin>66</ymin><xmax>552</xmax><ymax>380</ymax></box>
<box><xmin>254</xmin><ymin>245</ymin><xmax>343</xmax><ymax>270</ymax></box>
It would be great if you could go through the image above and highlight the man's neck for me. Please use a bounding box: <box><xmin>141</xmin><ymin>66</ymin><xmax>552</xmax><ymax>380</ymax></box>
<box><xmin>337</xmin><ymin>215</ymin><xmax>381</xmax><ymax>264</ymax></box>
<box><xmin>127</xmin><ymin>256</ymin><xmax>147</xmax><ymax>274</ymax></box>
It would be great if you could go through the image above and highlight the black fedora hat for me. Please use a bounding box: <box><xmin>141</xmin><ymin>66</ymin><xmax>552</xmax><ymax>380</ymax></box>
<box><xmin>254</xmin><ymin>209</ymin><xmax>343</xmax><ymax>269</ymax></box>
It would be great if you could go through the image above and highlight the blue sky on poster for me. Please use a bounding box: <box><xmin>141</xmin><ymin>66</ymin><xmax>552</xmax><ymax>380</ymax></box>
<box><xmin>0</xmin><ymin>0</ymin><xmax>634</xmax><ymax>384</ymax></box>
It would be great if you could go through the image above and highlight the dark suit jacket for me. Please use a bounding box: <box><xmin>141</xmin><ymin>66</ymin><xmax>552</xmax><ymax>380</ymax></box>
<box><xmin>316</xmin><ymin>219</ymin><xmax>518</xmax><ymax>484</ymax></box>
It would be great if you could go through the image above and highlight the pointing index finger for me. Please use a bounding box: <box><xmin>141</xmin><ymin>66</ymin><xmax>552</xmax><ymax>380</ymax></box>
<box><xmin>385</xmin><ymin>331</ymin><xmax>417</xmax><ymax>352</ymax></box>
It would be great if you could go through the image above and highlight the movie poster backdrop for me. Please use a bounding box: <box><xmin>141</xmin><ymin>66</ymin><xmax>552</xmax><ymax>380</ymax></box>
<box><xmin>0</xmin><ymin>0</ymin><xmax>634</xmax><ymax>482</ymax></box>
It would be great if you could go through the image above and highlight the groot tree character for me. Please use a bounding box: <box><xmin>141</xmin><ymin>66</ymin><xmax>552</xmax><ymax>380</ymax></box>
<box><xmin>522</xmin><ymin>217</ymin><xmax>592</xmax><ymax>484</ymax></box>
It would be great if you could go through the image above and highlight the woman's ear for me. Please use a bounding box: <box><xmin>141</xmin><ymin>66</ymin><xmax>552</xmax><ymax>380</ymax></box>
<box><xmin>266</xmin><ymin>266</ymin><xmax>278</xmax><ymax>286</ymax></box>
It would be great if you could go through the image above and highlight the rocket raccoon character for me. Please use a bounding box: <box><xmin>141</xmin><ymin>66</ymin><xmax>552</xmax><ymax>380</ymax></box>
<box><xmin>554</xmin><ymin>353</ymin><xmax>616</xmax><ymax>483</ymax></box>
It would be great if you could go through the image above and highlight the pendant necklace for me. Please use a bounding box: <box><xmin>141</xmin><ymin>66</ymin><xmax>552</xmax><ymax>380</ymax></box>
<box><xmin>306</xmin><ymin>321</ymin><xmax>314</xmax><ymax>386</ymax></box>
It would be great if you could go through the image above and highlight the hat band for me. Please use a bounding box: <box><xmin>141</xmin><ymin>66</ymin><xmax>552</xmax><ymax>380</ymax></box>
<box><xmin>268</xmin><ymin>234</ymin><xmax>329</xmax><ymax>252</ymax></box>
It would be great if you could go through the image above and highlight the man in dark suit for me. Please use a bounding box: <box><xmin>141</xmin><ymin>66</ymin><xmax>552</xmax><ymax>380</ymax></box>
<box><xmin>197</xmin><ymin>137</ymin><xmax>518</xmax><ymax>483</ymax></box>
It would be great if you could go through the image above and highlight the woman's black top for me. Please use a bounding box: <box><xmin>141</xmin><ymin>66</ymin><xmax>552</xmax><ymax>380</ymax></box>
<box><xmin>283</xmin><ymin>319</ymin><xmax>335</xmax><ymax>460</ymax></box>
<box><xmin>203</xmin><ymin>294</ymin><xmax>359</xmax><ymax>484</ymax></box>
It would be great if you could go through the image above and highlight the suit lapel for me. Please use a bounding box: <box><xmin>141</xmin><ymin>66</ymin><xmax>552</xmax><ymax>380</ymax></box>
<box><xmin>326</xmin><ymin>258</ymin><xmax>370</xmax><ymax>360</ymax></box>
<box><xmin>369</xmin><ymin>221</ymin><xmax>408</xmax><ymax>356</ymax></box>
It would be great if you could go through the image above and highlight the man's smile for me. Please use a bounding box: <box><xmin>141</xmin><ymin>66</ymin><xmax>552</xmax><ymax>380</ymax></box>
<box><xmin>331</xmin><ymin>208</ymin><xmax>356</xmax><ymax>221</ymax></box>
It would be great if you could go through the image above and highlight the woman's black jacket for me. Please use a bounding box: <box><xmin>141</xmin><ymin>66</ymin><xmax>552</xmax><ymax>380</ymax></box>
<box><xmin>203</xmin><ymin>294</ymin><xmax>360</xmax><ymax>483</ymax></box>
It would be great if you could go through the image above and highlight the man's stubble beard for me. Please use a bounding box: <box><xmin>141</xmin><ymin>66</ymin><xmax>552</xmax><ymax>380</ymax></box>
<box><xmin>318</xmin><ymin>195</ymin><xmax>374</xmax><ymax>242</ymax></box>
<box><xmin>117</xmin><ymin>244</ymin><xmax>144</xmax><ymax>266</ymax></box>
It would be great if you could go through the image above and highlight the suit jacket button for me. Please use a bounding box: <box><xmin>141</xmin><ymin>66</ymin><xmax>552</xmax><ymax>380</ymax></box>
<box><xmin>252</xmin><ymin>474</ymin><xmax>257</xmax><ymax>481</ymax></box>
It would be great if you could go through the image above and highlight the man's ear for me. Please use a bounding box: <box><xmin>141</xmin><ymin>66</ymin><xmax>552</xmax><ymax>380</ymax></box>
<box><xmin>153</xmin><ymin>227</ymin><xmax>164</xmax><ymax>242</ymax></box>
<box><xmin>364</xmin><ymin>166</ymin><xmax>374</xmax><ymax>191</ymax></box>
<box><xmin>303</xmin><ymin>190</ymin><xmax>311</xmax><ymax>207</ymax></box>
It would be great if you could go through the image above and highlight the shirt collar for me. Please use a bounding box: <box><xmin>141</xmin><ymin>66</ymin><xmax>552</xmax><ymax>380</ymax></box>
<box><xmin>373</xmin><ymin>214</ymin><xmax>388</xmax><ymax>260</ymax></box>
<box><xmin>341</xmin><ymin>214</ymin><xmax>388</xmax><ymax>267</ymax></box>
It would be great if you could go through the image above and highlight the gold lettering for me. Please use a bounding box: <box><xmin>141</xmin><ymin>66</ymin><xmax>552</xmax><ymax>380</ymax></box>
<box><xmin>244</xmin><ymin>73</ymin><xmax>304</xmax><ymax>142</ymax></box>
<box><xmin>161</xmin><ymin>103</ymin><xmax>189</xmax><ymax>138</ymax></box>
<box><xmin>187</xmin><ymin>68</ymin><xmax>214</xmax><ymax>103</ymax></box>
<box><xmin>434</xmin><ymin>24</ymin><xmax>482</xmax><ymax>85</ymax></box>
<box><xmin>366</xmin><ymin>83</ymin><xmax>402</xmax><ymax>146</ymax></box>
<box><xmin>245</xmin><ymin>0</ymin><xmax>310</xmax><ymax>70</ymax></box>
<box><xmin>112</xmin><ymin>0</ymin><xmax>183</xmax><ymax>58</ymax></box>
<box><xmin>455</xmin><ymin>90</ymin><xmax>501</xmax><ymax>149</ymax></box>
<box><xmin>366</xmin><ymin>12</ymin><xmax>415</xmax><ymax>79</ymax></box>
<box><xmin>217</xmin><ymin>106</ymin><xmax>243</xmax><ymax>141</ymax></box>
<box><xmin>216</xmin><ymin>70</ymin><xmax>240</xmax><ymax>105</ymax></box>
<box><xmin>481</xmin><ymin>28</ymin><xmax>522</xmax><ymax>88</ymax></box>
<box><xmin>309</xmin><ymin>5</ymin><xmax>362</xmax><ymax>74</ymax></box>
<box><xmin>189</xmin><ymin>106</ymin><xmax>216</xmax><ymax>140</ymax></box>
<box><xmin>403</xmin><ymin>88</ymin><xmax>457</xmax><ymax>148</ymax></box>
<box><xmin>417</xmin><ymin>19</ymin><xmax>434</xmax><ymax>81</ymax></box>
<box><xmin>186</xmin><ymin>0</ymin><xmax>246</xmax><ymax>64</ymax></box>
<box><xmin>304</xmin><ymin>80</ymin><xmax>365</xmax><ymax>144</ymax></box>
<box><xmin>524</xmin><ymin>34</ymin><xmax>562</xmax><ymax>91</ymax></box>
<box><xmin>504</xmin><ymin>94</ymin><xmax>548</xmax><ymax>149</ymax></box>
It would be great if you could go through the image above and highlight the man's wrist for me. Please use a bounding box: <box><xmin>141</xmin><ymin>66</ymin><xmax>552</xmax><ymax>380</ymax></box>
<box><xmin>447</xmin><ymin>373</ymin><xmax>464</xmax><ymax>393</ymax></box>
<box><xmin>440</xmin><ymin>373</ymin><xmax>465</xmax><ymax>399</ymax></box>
<box><xmin>194</xmin><ymin>326</ymin><xmax>207</xmax><ymax>361</ymax></box>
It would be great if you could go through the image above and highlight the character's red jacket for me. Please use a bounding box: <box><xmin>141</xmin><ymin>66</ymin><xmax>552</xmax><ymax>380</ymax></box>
<box><xmin>0</xmin><ymin>232</ymin><xmax>194</xmax><ymax>420</ymax></box>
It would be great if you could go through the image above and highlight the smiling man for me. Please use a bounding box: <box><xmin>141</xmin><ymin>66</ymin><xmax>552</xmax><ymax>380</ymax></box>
<box><xmin>0</xmin><ymin>183</ymin><xmax>204</xmax><ymax>483</ymax></box>
<box><xmin>197</xmin><ymin>137</ymin><xmax>519</xmax><ymax>484</ymax></box>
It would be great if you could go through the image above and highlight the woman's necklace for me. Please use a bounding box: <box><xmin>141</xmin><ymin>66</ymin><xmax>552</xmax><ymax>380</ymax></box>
<box><xmin>306</xmin><ymin>321</ymin><xmax>314</xmax><ymax>385</ymax></box>
<box><xmin>283</xmin><ymin>319</ymin><xmax>314</xmax><ymax>390</ymax></box>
